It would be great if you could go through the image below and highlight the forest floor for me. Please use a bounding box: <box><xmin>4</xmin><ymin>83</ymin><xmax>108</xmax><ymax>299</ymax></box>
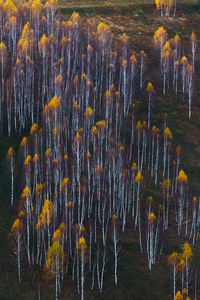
<box><xmin>1</xmin><ymin>1</ymin><xmax>200</xmax><ymax>299</ymax></box>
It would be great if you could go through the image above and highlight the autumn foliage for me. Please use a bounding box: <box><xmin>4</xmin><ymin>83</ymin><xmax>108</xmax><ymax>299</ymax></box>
<box><xmin>3</xmin><ymin>2</ymin><xmax>200</xmax><ymax>300</ymax></box>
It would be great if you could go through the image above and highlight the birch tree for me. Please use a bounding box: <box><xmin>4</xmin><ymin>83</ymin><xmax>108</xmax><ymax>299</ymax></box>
<box><xmin>7</xmin><ymin>146</ymin><xmax>15</xmax><ymax>206</ymax></box>
<box><xmin>11</xmin><ymin>217</ymin><xmax>23</xmax><ymax>283</ymax></box>
<box><xmin>168</xmin><ymin>252</ymin><xmax>179</xmax><ymax>300</ymax></box>
<box><xmin>44</xmin><ymin>241</ymin><xmax>64</xmax><ymax>300</ymax></box>
<box><xmin>77</xmin><ymin>237</ymin><xmax>88</xmax><ymax>300</ymax></box>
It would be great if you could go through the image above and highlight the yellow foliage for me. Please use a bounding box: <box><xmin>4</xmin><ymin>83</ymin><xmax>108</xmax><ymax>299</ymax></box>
<box><xmin>186</xmin><ymin>63</ymin><xmax>194</xmax><ymax>75</ymax></box>
<box><xmin>177</xmin><ymin>258</ymin><xmax>186</xmax><ymax>272</ymax></box>
<box><xmin>55</xmin><ymin>74</ymin><xmax>62</xmax><ymax>85</ymax></box>
<box><xmin>78</xmin><ymin>128</ymin><xmax>83</xmax><ymax>135</ymax></box>
<box><xmin>152</xmin><ymin>125</ymin><xmax>157</xmax><ymax>134</ymax></box>
<box><xmin>109</xmin><ymin>84</ymin><xmax>115</xmax><ymax>92</ymax></box>
<box><xmin>0</xmin><ymin>43</ymin><xmax>8</xmax><ymax>63</ymax></box>
<box><xmin>24</xmin><ymin>155</ymin><xmax>31</xmax><ymax>165</ymax></box>
<box><xmin>193</xmin><ymin>196</ymin><xmax>197</xmax><ymax>205</ymax></box>
<box><xmin>73</xmin><ymin>75</ymin><xmax>79</xmax><ymax>86</ymax></box>
<box><xmin>87</xmin><ymin>151</ymin><xmax>91</xmax><ymax>159</ymax></box>
<box><xmin>67</xmin><ymin>201</ymin><xmax>72</xmax><ymax>208</ymax></box>
<box><xmin>77</xmin><ymin>237</ymin><xmax>87</xmax><ymax>256</ymax></box>
<box><xmin>147</xmin><ymin>82</ymin><xmax>155</xmax><ymax>94</ymax></box>
<box><xmin>105</xmin><ymin>90</ymin><xmax>111</xmax><ymax>99</ymax></box>
<box><xmin>52</xmin><ymin>125</ymin><xmax>61</xmax><ymax>138</ymax></box>
<box><xmin>91</xmin><ymin>126</ymin><xmax>98</xmax><ymax>135</ymax></box>
<box><xmin>36</xmin><ymin>183</ymin><xmax>43</xmax><ymax>195</ymax></box>
<box><xmin>53</xmin><ymin>158</ymin><xmax>58</xmax><ymax>165</ymax></box>
<box><xmin>21</xmin><ymin>1</ymin><xmax>30</xmax><ymax>12</ymax></box>
<box><xmin>112</xmin><ymin>214</ymin><xmax>117</xmax><ymax>222</ymax></box>
<box><xmin>86</xmin><ymin>80</ymin><xmax>92</xmax><ymax>88</ymax></box>
<box><xmin>84</xmin><ymin>107</ymin><xmax>94</xmax><ymax>118</ymax></box>
<box><xmin>163</xmin><ymin>40</ymin><xmax>171</xmax><ymax>56</ymax></box>
<box><xmin>176</xmin><ymin>145</ymin><xmax>181</xmax><ymax>155</ymax></box>
<box><xmin>182</xmin><ymin>241</ymin><xmax>193</xmax><ymax>261</ymax></box>
<box><xmin>164</xmin><ymin>127</ymin><xmax>173</xmax><ymax>140</ymax></box>
<box><xmin>33</xmin><ymin>154</ymin><xmax>39</xmax><ymax>163</ymax></box>
<box><xmin>177</xmin><ymin>170</ymin><xmax>188</xmax><ymax>185</ymax></box>
<box><xmin>52</xmin><ymin>228</ymin><xmax>62</xmax><ymax>243</ymax></box>
<box><xmin>174</xmin><ymin>34</ymin><xmax>180</xmax><ymax>46</ymax></box>
<box><xmin>121</xmin><ymin>60</ymin><xmax>127</xmax><ymax>68</ymax></box>
<box><xmin>74</xmin><ymin>131</ymin><xmax>81</xmax><ymax>144</ymax></box>
<box><xmin>52</xmin><ymin>223</ymin><xmax>65</xmax><ymax>243</ymax></box>
<box><xmin>155</xmin><ymin>0</ymin><xmax>161</xmax><ymax>9</ymax></box>
<box><xmin>70</xmin><ymin>11</ymin><xmax>80</xmax><ymax>26</ymax></box>
<box><xmin>81</xmin><ymin>73</ymin><xmax>87</xmax><ymax>81</ymax></box>
<box><xmin>80</xmin><ymin>225</ymin><xmax>86</xmax><ymax>234</ymax></box>
<box><xmin>11</xmin><ymin>218</ymin><xmax>23</xmax><ymax>233</ymax></box>
<box><xmin>50</xmin><ymin>0</ymin><xmax>58</xmax><ymax>5</ymax></box>
<box><xmin>142</xmin><ymin>121</ymin><xmax>147</xmax><ymax>128</ymax></box>
<box><xmin>44</xmin><ymin>1</ymin><xmax>50</xmax><ymax>9</ymax></box>
<box><xmin>136</xmin><ymin>120</ymin><xmax>142</xmax><ymax>131</ymax></box>
<box><xmin>9</xmin><ymin>15</ymin><xmax>16</xmax><ymax>25</ymax></box>
<box><xmin>119</xmin><ymin>143</ymin><xmax>124</xmax><ymax>152</ymax></box>
<box><xmin>73</xmin><ymin>100</ymin><xmax>79</xmax><ymax>110</ymax></box>
<box><xmin>7</xmin><ymin>146</ymin><xmax>14</xmax><ymax>160</ymax></box>
<box><xmin>42</xmin><ymin>199</ymin><xmax>54</xmax><ymax>225</ymax></box>
<box><xmin>59</xmin><ymin>222</ymin><xmax>65</xmax><ymax>233</ymax></box>
<box><xmin>119</xmin><ymin>32</ymin><xmax>128</xmax><ymax>44</ymax></box>
<box><xmin>154</xmin><ymin>27</ymin><xmax>168</xmax><ymax>49</ymax></box>
<box><xmin>31</xmin><ymin>0</ymin><xmax>43</xmax><ymax>16</ymax></box>
<box><xmin>87</xmin><ymin>44</ymin><xmax>93</xmax><ymax>52</ymax></box>
<box><xmin>21</xmin><ymin>40</ymin><xmax>29</xmax><ymax>53</ymax></box>
<box><xmin>64</xmin><ymin>153</ymin><xmax>69</xmax><ymax>161</ymax></box>
<box><xmin>131</xmin><ymin>162</ymin><xmax>137</xmax><ymax>172</ymax></box>
<box><xmin>17</xmin><ymin>24</ymin><xmax>35</xmax><ymax>56</ymax></box>
<box><xmin>61</xmin><ymin>177</ymin><xmax>70</xmax><ymax>191</ymax></box>
<box><xmin>30</xmin><ymin>123</ymin><xmax>39</xmax><ymax>135</ymax></box>
<box><xmin>161</xmin><ymin>179</ymin><xmax>171</xmax><ymax>189</ymax></box>
<box><xmin>122</xmin><ymin>169</ymin><xmax>128</xmax><ymax>178</ymax></box>
<box><xmin>190</xmin><ymin>31</ymin><xmax>196</xmax><ymax>43</ymax></box>
<box><xmin>44</xmin><ymin>241</ymin><xmax>64</xmax><ymax>278</ymax></box>
<box><xmin>96</xmin><ymin>120</ymin><xmax>106</xmax><ymax>129</ymax></box>
<box><xmin>95</xmin><ymin>165</ymin><xmax>103</xmax><ymax>174</ymax></box>
<box><xmin>182</xmin><ymin>288</ymin><xmax>188</xmax><ymax>297</ymax></box>
<box><xmin>45</xmin><ymin>148</ymin><xmax>51</xmax><ymax>158</ymax></box>
<box><xmin>96</xmin><ymin>22</ymin><xmax>111</xmax><ymax>44</ymax></box>
<box><xmin>44</xmin><ymin>0</ymin><xmax>57</xmax><ymax>11</ymax></box>
<box><xmin>21</xmin><ymin>186</ymin><xmax>31</xmax><ymax>198</ymax></box>
<box><xmin>148</xmin><ymin>195</ymin><xmax>153</xmax><ymax>203</ymax></box>
<box><xmin>36</xmin><ymin>213</ymin><xmax>44</xmax><ymax>231</ymax></box>
<box><xmin>38</xmin><ymin>34</ymin><xmax>49</xmax><ymax>54</ymax></box>
<box><xmin>130</xmin><ymin>53</ymin><xmax>137</xmax><ymax>64</ymax></box>
<box><xmin>180</xmin><ymin>56</ymin><xmax>188</xmax><ymax>65</ymax></box>
<box><xmin>3</xmin><ymin>0</ymin><xmax>18</xmax><ymax>18</ymax></box>
<box><xmin>175</xmin><ymin>291</ymin><xmax>183</xmax><ymax>300</ymax></box>
<box><xmin>41</xmin><ymin>15</ymin><xmax>46</xmax><ymax>23</ymax></box>
<box><xmin>155</xmin><ymin>0</ymin><xmax>174</xmax><ymax>11</ymax></box>
<box><xmin>48</xmin><ymin>96</ymin><xmax>61</xmax><ymax>110</ymax></box>
<box><xmin>168</xmin><ymin>252</ymin><xmax>179</xmax><ymax>265</ymax></box>
<box><xmin>148</xmin><ymin>212</ymin><xmax>156</xmax><ymax>224</ymax></box>
<box><xmin>97</xmin><ymin>22</ymin><xmax>109</xmax><ymax>35</ymax></box>
<box><xmin>135</xmin><ymin>171</ymin><xmax>143</xmax><ymax>183</ymax></box>
<box><xmin>60</xmin><ymin>37</ymin><xmax>67</xmax><ymax>48</ymax></box>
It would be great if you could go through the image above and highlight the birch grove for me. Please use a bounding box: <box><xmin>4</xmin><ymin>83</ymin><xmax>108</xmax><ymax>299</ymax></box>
<box><xmin>3</xmin><ymin>2</ymin><xmax>200</xmax><ymax>300</ymax></box>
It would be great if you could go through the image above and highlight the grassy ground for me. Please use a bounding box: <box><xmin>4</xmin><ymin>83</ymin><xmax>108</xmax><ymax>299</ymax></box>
<box><xmin>1</xmin><ymin>1</ymin><xmax>200</xmax><ymax>300</ymax></box>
